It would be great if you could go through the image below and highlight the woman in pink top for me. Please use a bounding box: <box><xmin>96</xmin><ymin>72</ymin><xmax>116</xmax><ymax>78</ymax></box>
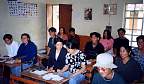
<box><xmin>57</xmin><ymin>27</ymin><xmax>68</xmax><ymax>44</ymax></box>
<box><xmin>100</xmin><ymin>30</ymin><xmax>114</xmax><ymax>52</ymax></box>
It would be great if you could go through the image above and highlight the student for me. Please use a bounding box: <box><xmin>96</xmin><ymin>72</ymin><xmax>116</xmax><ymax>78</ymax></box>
<box><xmin>132</xmin><ymin>35</ymin><xmax>144</xmax><ymax>73</ymax></box>
<box><xmin>113</xmin><ymin>28</ymin><xmax>129</xmax><ymax>56</ymax></box>
<box><xmin>114</xmin><ymin>45</ymin><xmax>142</xmax><ymax>83</ymax></box>
<box><xmin>3</xmin><ymin>34</ymin><xmax>19</xmax><ymax>57</ymax></box>
<box><xmin>43</xmin><ymin>38</ymin><xmax>67</xmax><ymax>72</ymax></box>
<box><xmin>57</xmin><ymin>27</ymin><xmax>68</xmax><ymax>44</ymax></box>
<box><xmin>92</xmin><ymin>53</ymin><xmax>126</xmax><ymax>84</ymax></box>
<box><xmin>12</xmin><ymin>33</ymin><xmax>37</xmax><ymax>76</ymax></box>
<box><xmin>100</xmin><ymin>30</ymin><xmax>114</xmax><ymax>52</ymax></box>
<box><xmin>84</xmin><ymin>32</ymin><xmax>104</xmax><ymax>60</ymax></box>
<box><xmin>47</xmin><ymin>27</ymin><xmax>57</xmax><ymax>54</ymax></box>
<box><xmin>60</xmin><ymin>39</ymin><xmax>86</xmax><ymax>84</ymax></box>
<box><xmin>68</xmin><ymin>27</ymin><xmax>80</xmax><ymax>49</ymax></box>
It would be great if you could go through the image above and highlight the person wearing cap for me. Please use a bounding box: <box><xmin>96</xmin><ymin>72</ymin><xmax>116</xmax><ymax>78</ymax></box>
<box><xmin>92</xmin><ymin>53</ymin><xmax>126</xmax><ymax>84</ymax></box>
<box><xmin>114</xmin><ymin>45</ymin><xmax>142</xmax><ymax>83</ymax></box>
<box><xmin>84</xmin><ymin>32</ymin><xmax>104</xmax><ymax>60</ymax></box>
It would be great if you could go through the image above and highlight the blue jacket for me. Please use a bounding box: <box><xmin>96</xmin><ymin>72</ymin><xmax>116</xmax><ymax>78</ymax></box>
<box><xmin>47</xmin><ymin>47</ymin><xmax>67</xmax><ymax>70</ymax></box>
<box><xmin>14</xmin><ymin>41</ymin><xmax>37</xmax><ymax>63</ymax></box>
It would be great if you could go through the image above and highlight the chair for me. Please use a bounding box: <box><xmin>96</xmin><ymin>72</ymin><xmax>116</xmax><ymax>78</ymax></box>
<box><xmin>10</xmin><ymin>75</ymin><xmax>38</xmax><ymax>84</ymax></box>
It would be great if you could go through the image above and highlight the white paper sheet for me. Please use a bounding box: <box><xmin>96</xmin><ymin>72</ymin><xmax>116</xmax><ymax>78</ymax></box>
<box><xmin>30</xmin><ymin>70</ymin><xmax>47</xmax><ymax>76</ymax></box>
<box><xmin>42</xmin><ymin>73</ymin><xmax>64</xmax><ymax>81</ymax></box>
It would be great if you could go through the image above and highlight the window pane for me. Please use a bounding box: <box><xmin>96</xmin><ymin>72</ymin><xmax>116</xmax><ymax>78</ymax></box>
<box><xmin>125</xmin><ymin>35</ymin><xmax>131</xmax><ymax>41</ymax></box>
<box><xmin>133</xmin><ymin>19</ymin><xmax>142</xmax><ymax>30</ymax></box>
<box><xmin>137</xmin><ymin>11</ymin><xmax>144</xmax><ymax>18</ymax></box>
<box><xmin>125</xmin><ymin>19</ymin><xmax>133</xmax><ymax>29</ymax></box>
<box><xmin>53</xmin><ymin>5</ymin><xmax>59</xmax><ymax>33</ymax></box>
<box><xmin>132</xmin><ymin>42</ymin><xmax>137</xmax><ymax>47</ymax></box>
<box><xmin>125</xmin><ymin>11</ymin><xmax>134</xmax><ymax>17</ymax></box>
<box><xmin>133</xmin><ymin>30</ymin><xmax>142</xmax><ymax>35</ymax></box>
<box><xmin>135</xmin><ymin>4</ymin><xmax>144</xmax><ymax>10</ymax></box>
<box><xmin>132</xmin><ymin>35</ymin><xmax>138</xmax><ymax>41</ymax></box>
<box><xmin>125</xmin><ymin>29</ymin><xmax>132</xmax><ymax>35</ymax></box>
<box><xmin>126</xmin><ymin>4</ymin><xmax>135</xmax><ymax>10</ymax></box>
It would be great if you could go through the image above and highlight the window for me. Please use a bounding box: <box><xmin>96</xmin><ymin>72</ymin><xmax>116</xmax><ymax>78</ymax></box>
<box><xmin>124</xmin><ymin>4</ymin><xmax>144</xmax><ymax>47</ymax></box>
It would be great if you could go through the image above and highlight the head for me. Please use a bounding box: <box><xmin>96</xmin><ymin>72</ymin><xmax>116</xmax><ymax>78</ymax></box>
<box><xmin>69</xmin><ymin>28</ymin><xmax>75</xmax><ymax>36</ymax></box>
<box><xmin>54</xmin><ymin>38</ymin><xmax>64</xmax><ymax>50</ymax></box>
<box><xmin>90</xmin><ymin>32</ymin><xmax>101</xmax><ymax>44</ymax></box>
<box><xmin>66</xmin><ymin>39</ymin><xmax>79</xmax><ymax>54</ymax></box>
<box><xmin>117</xmin><ymin>28</ymin><xmax>126</xmax><ymax>38</ymax></box>
<box><xmin>94</xmin><ymin>53</ymin><xmax>117</xmax><ymax>78</ymax></box>
<box><xmin>3</xmin><ymin>34</ymin><xmax>13</xmax><ymax>45</ymax></box>
<box><xmin>120</xmin><ymin>45</ymin><xmax>131</xmax><ymax>60</ymax></box>
<box><xmin>136</xmin><ymin>35</ymin><xmax>144</xmax><ymax>50</ymax></box>
<box><xmin>58</xmin><ymin>27</ymin><xmax>66</xmax><ymax>35</ymax></box>
<box><xmin>103</xmin><ymin>30</ymin><xmax>112</xmax><ymax>39</ymax></box>
<box><xmin>48</xmin><ymin>27</ymin><xmax>56</xmax><ymax>37</ymax></box>
<box><xmin>21</xmin><ymin>33</ymin><xmax>30</xmax><ymax>44</ymax></box>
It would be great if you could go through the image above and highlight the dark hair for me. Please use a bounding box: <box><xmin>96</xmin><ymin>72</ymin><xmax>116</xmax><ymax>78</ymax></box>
<box><xmin>117</xmin><ymin>28</ymin><xmax>126</xmax><ymax>34</ymax></box>
<box><xmin>21</xmin><ymin>33</ymin><xmax>30</xmax><ymax>40</ymax></box>
<box><xmin>69</xmin><ymin>27</ymin><xmax>75</xmax><ymax>32</ymax></box>
<box><xmin>136</xmin><ymin>35</ymin><xmax>144</xmax><ymax>43</ymax></box>
<box><xmin>3</xmin><ymin>34</ymin><xmax>13</xmax><ymax>40</ymax></box>
<box><xmin>66</xmin><ymin>39</ymin><xmax>79</xmax><ymax>49</ymax></box>
<box><xmin>54</xmin><ymin>37</ymin><xmax>64</xmax><ymax>45</ymax></box>
<box><xmin>103</xmin><ymin>30</ymin><xmax>112</xmax><ymax>39</ymax></box>
<box><xmin>48</xmin><ymin>27</ymin><xmax>56</xmax><ymax>32</ymax></box>
<box><xmin>58</xmin><ymin>27</ymin><xmax>66</xmax><ymax>35</ymax></box>
<box><xmin>120</xmin><ymin>45</ymin><xmax>132</xmax><ymax>56</ymax></box>
<box><xmin>90</xmin><ymin>32</ymin><xmax>101</xmax><ymax>39</ymax></box>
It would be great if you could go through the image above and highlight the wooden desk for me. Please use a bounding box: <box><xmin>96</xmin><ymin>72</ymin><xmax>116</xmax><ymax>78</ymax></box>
<box><xmin>21</xmin><ymin>68</ymin><xmax>69</xmax><ymax>84</ymax></box>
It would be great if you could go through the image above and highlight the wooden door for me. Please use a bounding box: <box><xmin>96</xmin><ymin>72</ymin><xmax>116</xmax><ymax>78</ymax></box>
<box><xmin>59</xmin><ymin>4</ymin><xmax>72</xmax><ymax>34</ymax></box>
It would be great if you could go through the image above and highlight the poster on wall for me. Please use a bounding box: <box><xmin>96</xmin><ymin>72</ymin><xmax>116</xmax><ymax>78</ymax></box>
<box><xmin>84</xmin><ymin>8</ymin><xmax>92</xmax><ymax>20</ymax></box>
<box><xmin>103</xmin><ymin>4</ymin><xmax>117</xmax><ymax>15</ymax></box>
<box><xmin>8</xmin><ymin>0</ymin><xmax>38</xmax><ymax>16</ymax></box>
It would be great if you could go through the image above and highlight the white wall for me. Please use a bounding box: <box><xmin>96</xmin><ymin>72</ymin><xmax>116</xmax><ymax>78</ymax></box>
<box><xmin>0</xmin><ymin>0</ymin><xmax>126</xmax><ymax>55</ymax></box>
<box><xmin>47</xmin><ymin>0</ymin><xmax>125</xmax><ymax>37</ymax></box>
<box><xmin>0</xmin><ymin>0</ymin><xmax>46</xmax><ymax>55</ymax></box>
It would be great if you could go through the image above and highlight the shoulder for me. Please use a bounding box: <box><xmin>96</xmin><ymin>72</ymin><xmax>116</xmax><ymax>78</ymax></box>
<box><xmin>113</xmin><ymin>72</ymin><xmax>126</xmax><ymax>84</ymax></box>
<box><xmin>28</xmin><ymin>41</ymin><xmax>37</xmax><ymax>47</ymax></box>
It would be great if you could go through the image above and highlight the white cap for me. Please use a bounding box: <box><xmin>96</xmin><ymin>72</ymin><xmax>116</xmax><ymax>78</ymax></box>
<box><xmin>93</xmin><ymin>53</ymin><xmax>117</xmax><ymax>69</ymax></box>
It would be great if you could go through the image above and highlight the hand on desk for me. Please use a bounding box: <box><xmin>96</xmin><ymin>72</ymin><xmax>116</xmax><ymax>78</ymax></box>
<box><xmin>47</xmin><ymin>67</ymin><xmax>55</xmax><ymax>73</ymax></box>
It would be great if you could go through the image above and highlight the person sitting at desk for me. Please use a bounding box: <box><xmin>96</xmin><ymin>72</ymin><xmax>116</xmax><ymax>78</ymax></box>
<box><xmin>47</xmin><ymin>27</ymin><xmax>59</xmax><ymax>55</ymax></box>
<box><xmin>3</xmin><ymin>34</ymin><xmax>19</xmax><ymax>58</ymax></box>
<box><xmin>84</xmin><ymin>32</ymin><xmax>104</xmax><ymax>60</ymax></box>
<box><xmin>60</xmin><ymin>39</ymin><xmax>86</xmax><ymax>84</ymax></box>
<box><xmin>11</xmin><ymin>33</ymin><xmax>37</xmax><ymax>76</ymax></box>
<box><xmin>114</xmin><ymin>45</ymin><xmax>142</xmax><ymax>83</ymax></box>
<box><xmin>92</xmin><ymin>53</ymin><xmax>126</xmax><ymax>84</ymax></box>
<box><xmin>43</xmin><ymin>38</ymin><xmax>67</xmax><ymax>72</ymax></box>
<box><xmin>68</xmin><ymin>27</ymin><xmax>80</xmax><ymax>49</ymax></box>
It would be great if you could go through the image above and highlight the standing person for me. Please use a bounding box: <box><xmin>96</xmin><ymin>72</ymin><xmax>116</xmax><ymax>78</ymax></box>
<box><xmin>92</xmin><ymin>53</ymin><xmax>126</xmax><ymax>84</ymax></box>
<box><xmin>100</xmin><ymin>30</ymin><xmax>114</xmax><ymax>52</ymax></box>
<box><xmin>57</xmin><ymin>27</ymin><xmax>68</xmax><ymax>44</ymax></box>
<box><xmin>68</xmin><ymin>27</ymin><xmax>80</xmax><ymax>49</ymax></box>
<box><xmin>114</xmin><ymin>45</ymin><xmax>142</xmax><ymax>83</ymax></box>
<box><xmin>84</xmin><ymin>32</ymin><xmax>104</xmax><ymax>60</ymax></box>
<box><xmin>12</xmin><ymin>33</ymin><xmax>37</xmax><ymax>76</ymax></box>
<box><xmin>113</xmin><ymin>28</ymin><xmax>129</xmax><ymax>56</ymax></box>
<box><xmin>3</xmin><ymin>34</ymin><xmax>19</xmax><ymax>58</ymax></box>
<box><xmin>60</xmin><ymin>39</ymin><xmax>86</xmax><ymax>84</ymax></box>
<box><xmin>132</xmin><ymin>35</ymin><xmax>144</xmax><ymax>73</ymax></box>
